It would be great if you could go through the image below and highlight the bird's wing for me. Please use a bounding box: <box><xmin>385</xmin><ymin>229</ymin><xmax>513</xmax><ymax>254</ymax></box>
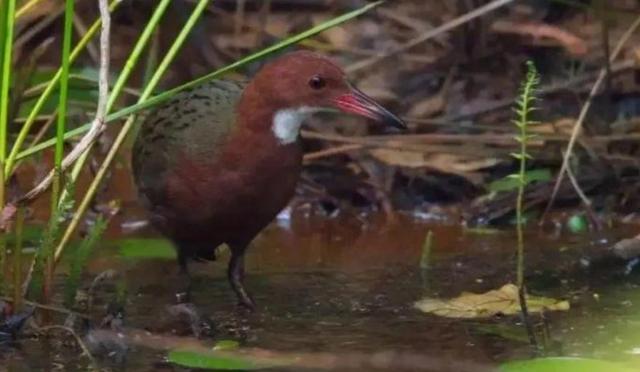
<box><xmin>131</xmin><ymin>79</ymin><xmax>246</xmax><ymax>211</ymax></box>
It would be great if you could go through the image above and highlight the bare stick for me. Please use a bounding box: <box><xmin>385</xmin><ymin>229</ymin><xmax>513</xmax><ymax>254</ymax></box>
<box><xmin>346</xmin><ymin>0</ymin><xmax>516</xmax><ymax>74</ymax></box>
<box><xmin>39</xmin><ymin>325</ymin><xmax>97</xmax><ymax>367</ymax></box>
<box><xmin>17</xmin><ymin>0</ymin><xmax>111</xmax><ymax>295</ymax></box>
<box><xmin>16</xmin><ymin>0</ymin><xmax>111</xmax><ymax>204</ymax></box>
<box><xmin>303</xmin><ymin>144</ymin><xmax>364</xmax><ymax>162</ymax></box>
<box><xmin>542</xmin><ymin>14</ymin><xmax>640</xmax><ymax>221</ymax></box>
<box><xmin>564</xmin><ymin>152</ymin><xmax>602</xmax><ymax>230</ymax></box>
<box><xmin>0</xmin><ymin>296</ymin><xmax>90</xmax><ymax>319</ymax></box>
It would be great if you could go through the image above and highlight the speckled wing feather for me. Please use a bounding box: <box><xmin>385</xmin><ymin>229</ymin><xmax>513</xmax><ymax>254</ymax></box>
<box><xmin>132</xmin><ymin>79</ymin><xmax>246</xmax><ymax>211</ymax></box>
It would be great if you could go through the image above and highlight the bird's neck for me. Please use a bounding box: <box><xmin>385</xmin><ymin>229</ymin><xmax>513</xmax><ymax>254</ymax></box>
<box><xmin>236</xmin><ymin>83</ymin><xmax>315</xmax><ymax>146</ymax></box>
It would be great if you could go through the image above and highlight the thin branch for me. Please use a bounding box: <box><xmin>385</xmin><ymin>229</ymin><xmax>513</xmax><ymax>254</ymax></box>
<box><xmin>303</xmin><ymin>144</ymin><xmax>364</xmax><ymax>162</ymax></box>
<box><xmin>0</xmin><ymin>296</ymin><xmax>90</xmax><ymax>319</ymax></box>
<box><xmin>564</xmin><ymin>152</ymin><xmax>602</xmax><ymax>230</ymax></box>
<box><xmin>541</xmin><ymin>14</ymin><xmax>640</xmax><ymax>221</ymax></box>
<box><xmin>346</xmin><ymin>0</ymin><xmax>516</xmax><ymax>74</ymax></box>
<box><xmin>16</xmin><ymin>0</ymin><xmax>111</xmax><ymax>204</ymax></box>
<box><xmin>72</xmin><ymin>13</ymin><xmax>99</xmax><ymax>63</ymax></box>
<box><xmin>38</xmin><ymin>325</ymin><xmax>97</xmax><ymax>367</ymax></box>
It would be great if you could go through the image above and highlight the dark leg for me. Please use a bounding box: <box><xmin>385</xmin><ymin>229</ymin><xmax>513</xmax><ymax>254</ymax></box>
<box><xmin>176</xmin><ymin>249</ymin><xmax>192</xmax><ymax>304</ymax></box>
<box><xmin>227</xmin><ymin>248</ymin><xmax>255</xmax><ymax>310</ymax></box>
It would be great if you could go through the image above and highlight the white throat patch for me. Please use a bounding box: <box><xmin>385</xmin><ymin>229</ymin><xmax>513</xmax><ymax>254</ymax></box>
<box><xmin>272</xmin><ymin>107</ymin><xmax>317</xmax><ymax>145</ymax></box>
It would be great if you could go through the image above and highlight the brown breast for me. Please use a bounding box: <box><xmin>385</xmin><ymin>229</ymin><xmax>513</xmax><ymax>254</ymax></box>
<box><xmin>160</xmin><ymin>125</ymin><xmax>302</xmax><ymax>247</ymax></box>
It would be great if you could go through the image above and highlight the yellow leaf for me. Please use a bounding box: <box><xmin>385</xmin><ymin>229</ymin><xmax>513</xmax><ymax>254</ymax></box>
<box><xmin>414</xmin><ymin>284</ymin><xmax>569</xmax><ymax>318</ymax></box>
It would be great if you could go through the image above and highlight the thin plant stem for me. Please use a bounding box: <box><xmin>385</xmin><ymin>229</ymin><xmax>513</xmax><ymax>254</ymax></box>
<box><xmin>3</xmin><ymin>0</ymin><xmax>121</xmax><ymax>177</ymax></box>
<box><xmin>542</xmin><ymin>13</ymin><xmax>640</xmax><ymax>220</ymax></box>
<box><xmin>20</xmin><ymin>0</ymin><xmax>112</xmax><ymax>297</ymax></box>
<box><xmin>513</xmin><ymin>61</ymin><xmax>540</xmax><ymax>350</ymax></box>
<box><xmin>0</xmin><ymin>0</ymin><xmax>17</xmax><ymax>186</ymax></box>
<box><xmin>12</xmin><ymin>206</ymin><xmax>24</xmax><ymax>310</ymax></box>
<box><xmin>15</xmin><ymin>0</ymin><xmax>46</xmax><ymax>19</ymax></box>
<box><xmin>64</xmin><ymin>0</ymin><xmax>172</xmax><ymax>201</ymax></box>
<box><xmin>0</xmin><ymin>0</ymin><xmax>17</xmax><ymax>294</ymax></box>
<box><xmin>0</xmin><ymin>0</ymin><xmax>8</xmax><ymax>295</ymax></box>
<box><xmin>54</xmin><ymin>0</ymin><xmax>76</xmax><ymax>183</ymax></box>
<box><xmin>15</xmin><ymin>1</ymin><xmax>384</xmax><ymax>162</ymax></box>
<box><xmin>55</xmin><ymin>0</ymin><xmax>211</xmax><ymax>262</ymax></box>
<box><xmin>44</xmin><ymin>0</ymin><xmax>76</xmax><ymax>303</ymax></box>
<box><xmin>38</xmin><ymin>326</ymin><xmax>98</xmax><ymax>368</ymax></box>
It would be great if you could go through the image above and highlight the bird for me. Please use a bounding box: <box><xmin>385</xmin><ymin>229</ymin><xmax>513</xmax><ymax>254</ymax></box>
<box><xmin>131</xmin><ymin>50</ymin><xmax>405</xmax><ymax>309</ymax></box>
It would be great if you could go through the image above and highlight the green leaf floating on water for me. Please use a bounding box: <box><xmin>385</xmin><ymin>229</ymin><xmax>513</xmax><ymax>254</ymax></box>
<box><xmin>500</xmin><ymin>357</ymin><xmax>638</xmax><ymax>372</ymax></box>
<box><xmin>168</xmin><ymin>350</ymin><xmax>260</xmax><ymax>370</ymax></box>
<box><xmin>168</xmin><ymin>349</ymin><xmax>292</xmax><ymax>370</ymax></box>
<box><xmin>118</xmin><ymin>238</ymin><xmax>176</xmax><ymax>260</ymax></box>
<box><xmin>414</xmin><ymin>283</ymin><xmax>569</xmax><ymax>318</ymax></box>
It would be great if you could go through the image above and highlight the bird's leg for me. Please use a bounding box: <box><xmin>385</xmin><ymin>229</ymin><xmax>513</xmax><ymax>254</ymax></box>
<box><xmin>227</xmin><ymin>248</ymin><xmax>255</xmax><ymax>310</ymax></box>
<box><xmin>176</xmin><ymin>249</ymin><xmax>192</xmax><ymax>304</ymax></box>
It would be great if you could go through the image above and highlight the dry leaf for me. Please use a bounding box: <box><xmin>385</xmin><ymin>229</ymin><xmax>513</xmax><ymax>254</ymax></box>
<box><xmin>414</xmin><ymin>283</ymin><xmax>570</xmax><ymax>318</ymax></box>
<box><xmin>369</xmin><ymin>149</ymin><xmax>499</xmax><ymax>172</ymax></box>
<box><xmin>312</xmin><ymin>15</ymin><xmax>352</xmax><ymax>48</ymax></box>
<box><xmin>407</xmin><ymin>95</ymin><xmax>445</xmax><ymax>118</ymax></box>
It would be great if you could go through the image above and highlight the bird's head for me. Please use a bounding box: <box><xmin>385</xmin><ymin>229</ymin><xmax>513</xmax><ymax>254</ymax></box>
<box><xmin>248</xmin><ymin>51</ymin><xmax>405</xmax><ymax>144</ymax></box>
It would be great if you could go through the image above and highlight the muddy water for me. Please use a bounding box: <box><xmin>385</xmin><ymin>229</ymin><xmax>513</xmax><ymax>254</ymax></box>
<box><xmin>5</xmin><ymin>208</ymin><xmax>640</xmax><ymax>370</ymax></box>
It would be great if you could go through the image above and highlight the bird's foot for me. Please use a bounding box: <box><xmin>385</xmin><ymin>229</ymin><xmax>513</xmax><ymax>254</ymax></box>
<box><xmin>176</xmin><ymin>265</ymin><xmax>193</xmax><ymax>304</ymax></box>
<box><xmin>228</xmin><ymin>251</ymin><xmax>256</xmax><ymax>312</ymax></box>
<box><xmin>237</xmin><ymin>294</ymin><xmax>256</xmax><ymax>312</ymax></box>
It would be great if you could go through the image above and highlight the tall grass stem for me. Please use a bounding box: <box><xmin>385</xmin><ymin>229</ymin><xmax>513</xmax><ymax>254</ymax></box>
<box><xmin>15</xmin><ymin>1</ymin><xmax>384</xmax><ymax>162</ymax></box>
<box><xmin>55</xmin><ymin>0</ymin><xmax>211</xmax><ymax>262</ymax></box>
<box><xmin>512</xmin><ymin>60</ymin><xmax>540</xmax><ymax>350</ymax></box>
<box><xmin>64</xmin><ymin>0</ymin><xmax>172</xmax><ymax>201</ymax></box>
<box><xmin>0</xmin><ymin>0</ymin><xmax>17</xmax><ymax>294</ymax></box>
<box><xmin>3</xmin><ymin>0</ymin><xmax>121</xmax><ymax>177</ymax></box>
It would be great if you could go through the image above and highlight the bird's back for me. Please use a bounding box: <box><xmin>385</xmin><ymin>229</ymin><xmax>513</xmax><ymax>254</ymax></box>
<box><xmin>132</xmin><ymin>79</ymin><xmax>245</xmax><ymax>221</ymax></box>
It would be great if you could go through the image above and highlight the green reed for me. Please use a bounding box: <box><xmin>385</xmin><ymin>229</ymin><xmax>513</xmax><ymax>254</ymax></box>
<box><xmin>510</xmin><ymin>60</ymin><xmax>541</xmax><ymax>349</ymax></box>
<box><xmin>0</xmin><ymin>0</ymin><xmax>17</xmax><ymax>295</ymax></box>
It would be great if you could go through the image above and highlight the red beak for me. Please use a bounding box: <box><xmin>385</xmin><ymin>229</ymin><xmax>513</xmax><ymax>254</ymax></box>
<box><xmin>335</xmin><ymin>84</ymin><xmax>406</xmax><ymax>130</ymax></box>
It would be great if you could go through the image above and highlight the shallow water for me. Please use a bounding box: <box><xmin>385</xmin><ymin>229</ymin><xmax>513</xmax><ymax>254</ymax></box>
<box><xmin>4</xmin><ymin>209</ymin><xmax>640</xmax><ymax>370</ymax></box>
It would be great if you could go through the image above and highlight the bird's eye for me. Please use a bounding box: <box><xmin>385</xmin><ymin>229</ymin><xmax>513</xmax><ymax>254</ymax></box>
<box><xmin>309</xmin><ymin>75</ymin><xmax>325</xmax><ymax>90</ymax></box>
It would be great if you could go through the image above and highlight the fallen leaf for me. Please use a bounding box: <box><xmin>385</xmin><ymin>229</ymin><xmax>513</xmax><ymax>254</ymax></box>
<box><xmin>500</xmin><ymin>357</ymin><xmax>637</xmax><ymax>372</ymax></box>
<box><xmin>414</xmin><ymin>283</ymin><xmax>569</xmax><ymax>318</ymax></box>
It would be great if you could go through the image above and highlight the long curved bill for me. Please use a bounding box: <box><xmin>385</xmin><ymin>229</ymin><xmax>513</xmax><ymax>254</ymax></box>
<box><xmin>334</xmin><ymin>84</ymin><xmax>407</xmax><ymax>130</ymax></box>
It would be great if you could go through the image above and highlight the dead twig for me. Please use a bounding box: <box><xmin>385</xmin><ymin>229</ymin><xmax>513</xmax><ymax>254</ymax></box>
<box><xmin>39</xmin><ymin>325</ymin><xmax>98</xmax><ymax>367</ymax></box>
<box><xmin>303</xmin><ymin>144</ymin><xmax>364</xmax><ymax>162</ymax></box>
<box><xmin>490</xmin><ymin>20</ymin><xmax>588</xmax><ymax>56</ymax></box>
<box><xmin>73</xmin><ymin>13</ymin><xmax>99</xmax><ymax>63</ymax></box>
<box><xmin>0</xmin><ymin>296</ymin><xmax>91</xmax><ymax>319</ymax></box>
<box><xmin>346</xmin><ymin>0</ymin><xmax>516</xmax><ymax>74</ymax></box>
<box><xmin>1</xmin><ymin>0</ymin><xmax>111</xmax><ymax>222</ymax></box>
<box><xmin>542</xmin><ymin>14</ymin><xmax>640</xmax><ymax>222</ymax></box>
<box><xmin>564</xmin><ymin>152</ymin><xmax>602</xmax><ymax>230</ymax></box>
<box><xmin>443</xmin><ymin>58</ymin><xmax>636</xmax><ymax>123</ymax></box>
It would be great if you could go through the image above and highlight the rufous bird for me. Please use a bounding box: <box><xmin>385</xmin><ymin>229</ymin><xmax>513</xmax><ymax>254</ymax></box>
<box><xmin>132</xmin><ymin>51</ymin><xmax>405</xmax><ymax>309</ymax></box>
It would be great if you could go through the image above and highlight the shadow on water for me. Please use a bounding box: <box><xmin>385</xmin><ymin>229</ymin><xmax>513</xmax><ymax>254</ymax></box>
<box><xmin>5</xmin><ymin>206</ymin><xmax>640</xmax><ymax>370</ymax></box>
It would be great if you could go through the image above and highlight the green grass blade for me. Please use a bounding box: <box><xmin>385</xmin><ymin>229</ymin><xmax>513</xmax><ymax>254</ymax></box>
<box><xmin>106</xmin><ymin>0</ymin><xmax>172</xmax><ymax>112</ymax></box>
<box><xmin>64</xmin><ymin>216</ymin><xmax>106</xmax><ymax>308</ymax></box>
<box><xmin>62</xmin><ymin>0</ymin><xmax>172</xmax><ymax>202</ymax></box>
<box><xmin>0</xmin><ymin>0</ymin><xmax>16</xmax><ymax>168</ymax></box>
<box><xmin>15</xmin><ymin>0</ymin><xmax>384</xmax><ymax>161</ymax></box>
<box><xmin>0</xmin><ymin>0</ymin><xmax>17</xmax><ymax>296</ymax></box>
<box><xmin>54</xmin><ymin>0</ymin><xmax>212</xmax><ymax>262</ymax></box>
<box><xmin>4</xmin><ymin>0</ymin><xmax>122</xmax><ymax>176</ymax></box>
<box><xmin>55</xmin><ymin>0</ymin><xmax>75</xmax><ymax>172</ymax></box>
